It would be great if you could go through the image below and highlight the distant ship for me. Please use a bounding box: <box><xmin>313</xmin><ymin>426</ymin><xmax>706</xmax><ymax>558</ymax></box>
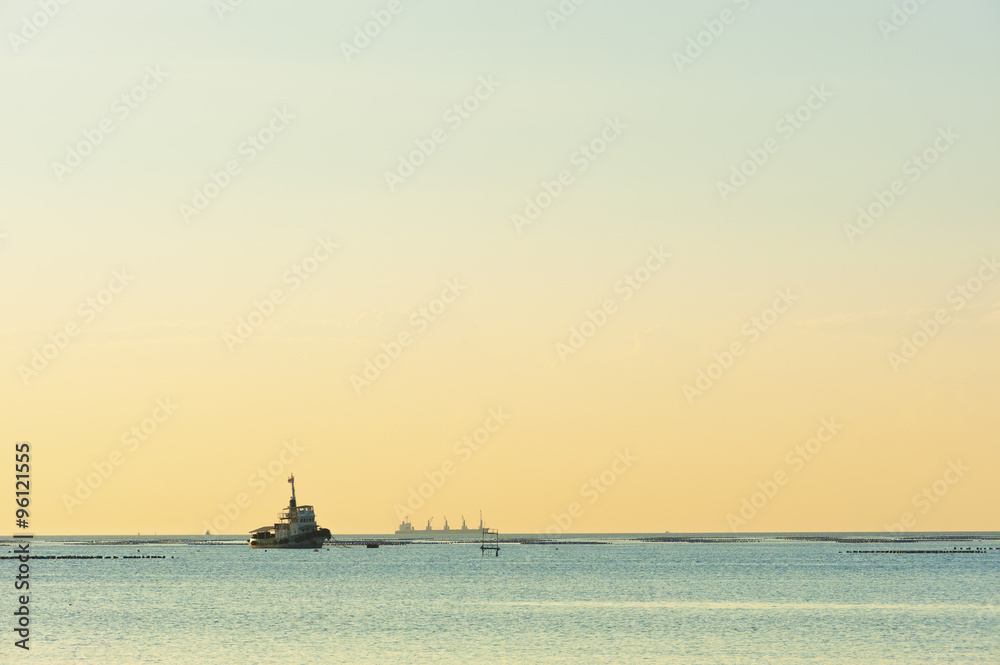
<box><xmin>395</xmin><ymin>512</ymin><xmax>486</xmax><ymax>538</ymax></box>
<box><xmin>250</xmin><ymin>474</ymin><xmax>331</xmax><ymax>549</ymax></box>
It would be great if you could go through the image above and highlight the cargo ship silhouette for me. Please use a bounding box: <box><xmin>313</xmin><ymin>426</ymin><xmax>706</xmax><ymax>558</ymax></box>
<box><xmin>395</xmin><ymin>512</ymin><xmax>487</xmax><ymax>539</ymax></box>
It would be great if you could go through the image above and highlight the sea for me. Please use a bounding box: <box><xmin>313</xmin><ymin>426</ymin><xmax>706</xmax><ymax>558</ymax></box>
<box><xmin>6</xmin><ymin>533</ymin><xmax>999</xmax><ymax>664</ymax></box>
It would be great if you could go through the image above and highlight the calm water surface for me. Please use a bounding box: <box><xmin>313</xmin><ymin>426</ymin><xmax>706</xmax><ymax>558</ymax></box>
<box><xmin>15</xmin><ymin>534</ymin><xmax>1000</xmax><ymax>664</ymax></box>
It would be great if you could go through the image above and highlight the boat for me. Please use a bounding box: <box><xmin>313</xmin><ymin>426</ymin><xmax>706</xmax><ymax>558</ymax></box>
<box><xmin>394</xmin><ymin>512</ymin><xmax>487</xmax><ymax>539</ymax></box>
<box><xmin>249</xmin><ymin>474</ymin><xmax>331</xmax><ymax>549</ymax></box>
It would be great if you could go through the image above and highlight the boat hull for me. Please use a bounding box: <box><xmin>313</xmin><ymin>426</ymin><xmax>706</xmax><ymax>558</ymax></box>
<box><xmin>250</xmin><ymin>538</ymin><xmax>324</xmax><ymax>549</ymax></box>
<box><xmin>250</xmin><ymin>528</ymin><xmax>330</xmax><ymax>549</ymax></box>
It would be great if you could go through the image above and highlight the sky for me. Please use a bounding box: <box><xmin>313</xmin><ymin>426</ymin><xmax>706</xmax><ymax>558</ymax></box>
<box><xmin>1</xmin><ymin>0</ymin><xmax>998</xmax><ymax>535</ymax></box>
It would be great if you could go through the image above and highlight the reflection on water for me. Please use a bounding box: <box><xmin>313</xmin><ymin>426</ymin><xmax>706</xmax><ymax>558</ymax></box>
<box><xmin>20</xmin><ymin>534</ymin><xmax>1000</xmax><ymax>664</ymax></box>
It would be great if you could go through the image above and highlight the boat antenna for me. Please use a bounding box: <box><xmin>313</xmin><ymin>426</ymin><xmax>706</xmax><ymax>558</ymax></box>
<box><xmin>288</xmin><ymin>473</ymin><xmax>296</xmax><ymax>507</ymax></box>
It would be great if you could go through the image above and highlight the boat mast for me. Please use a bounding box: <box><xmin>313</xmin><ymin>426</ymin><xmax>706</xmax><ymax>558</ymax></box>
<box><xmin>288</xmin><ymin>473</ymin><xmax>297</xmax><ymax>508</ymax></box>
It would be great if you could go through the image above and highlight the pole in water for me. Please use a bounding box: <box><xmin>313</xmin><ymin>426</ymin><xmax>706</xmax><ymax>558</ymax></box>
<box><xmin>480</xmin><ymin>523</ymin><xmax>500</xmax><ymax>557</ymax></box>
